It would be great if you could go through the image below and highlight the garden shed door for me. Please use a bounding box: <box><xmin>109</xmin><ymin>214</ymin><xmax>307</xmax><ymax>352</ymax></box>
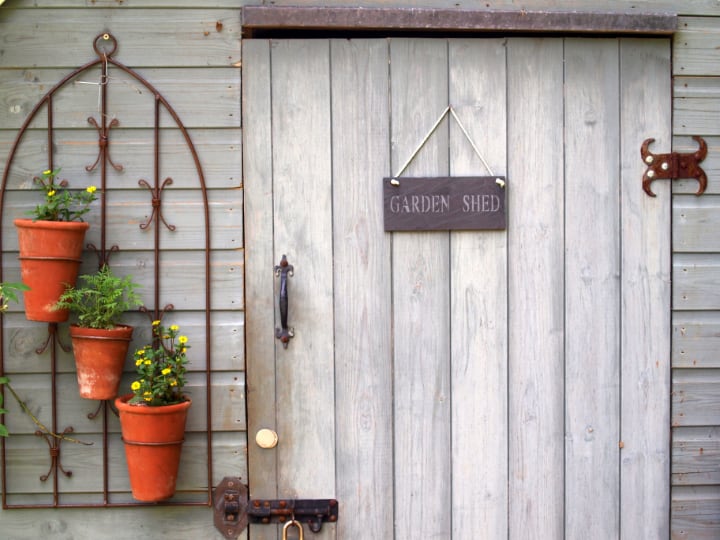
<box><xmin>243</xmin><ymin>37</ymin><xmax>671</xmax><ymax>539</ymax></box>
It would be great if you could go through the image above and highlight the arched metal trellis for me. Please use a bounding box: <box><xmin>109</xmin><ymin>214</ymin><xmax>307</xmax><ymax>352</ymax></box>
<box><xmin>0</xmin><ymin>33</ymin><xmax>213</xmax><ymax>508</ymax></box>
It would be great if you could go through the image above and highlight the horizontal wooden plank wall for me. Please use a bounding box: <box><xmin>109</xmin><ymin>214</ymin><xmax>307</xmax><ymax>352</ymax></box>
<box><xmin>1</xmin><ymin>1</ymin><xmax>719</xmax><ymax>539</ymax></box>
<box><xmin>0</xmin><ymin>4</ymin><xmax>244</xmax><ymax>539</ymax></box>
<box><xmin>672</xmin><ymin>10</ymin><xmax>720</xmax><ymax>540</ymax></box>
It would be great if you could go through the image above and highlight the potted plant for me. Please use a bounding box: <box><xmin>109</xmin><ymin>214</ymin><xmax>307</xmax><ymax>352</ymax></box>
<box><xmin>0</xmin><ymin>281</ymin><xmax>29</xmax><ymax>437</ymax></box>
<box><xmin>55</xmin><ymin>265</ymin><xmax>142</xmax><ymax>400</ymax></box>
<box><xmin>15</xmin><ymin>168</ymin><xmax>97</xmax><ymax>322</ymax></box>
<box><xmin>115</xmin><ymin>320</ymin><xmax>191</xmax><ymax>502</ymax></box>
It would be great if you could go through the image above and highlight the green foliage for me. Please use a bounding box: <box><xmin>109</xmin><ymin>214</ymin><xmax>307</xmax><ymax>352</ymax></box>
<box><xmin>129</xmin><ymin>321</ymin><xmax>189</xmax><ymax>407</ymax></box>
<box><xmin>0</xmin><ymin>282</ymin><xmax>29</xmax><ymax>313</ymax></box>
<box><xmin>55</xmin><ymin>265</ymin><xmax>142</xmax><ymax>329</ymax></box>
<box><xmin>28</xmin><ymin>168</ymin><xmax>97</xmax><ymax>222</ymax></box>
<box><xmin>0</xmin><ymin>376</ymin><xmax>9</xmax><ymax>437</ymax></box>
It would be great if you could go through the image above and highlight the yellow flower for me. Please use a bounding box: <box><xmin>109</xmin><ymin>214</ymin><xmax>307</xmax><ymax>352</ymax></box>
<box><xmin>43</xmin><ymin>169</ymin><xmax>52</xmax><ymax>175</ymax></box>
<box><xmin>170</xmin><ymin>380</ymin><xmax>178</xmax><ymax>387</ymax></box>
<box><xmin>86</xmin><ymin>185</ymin><xmax>97</xmax><ymax>194</ymax></box>
<box><xmin>47</xmin><ymin>190</ymin><xmax>56</xmax><ymax>197</ymax></box>
<box><xmin>131</xmin><ymin>381</ymin><xmax>141</xmax><ymax>391</ymax></box>
<box><xmin>135</xmin><ymin>359</ymin><xmax>142</xmax><ymax>366</ymax></box>
<box><xmin>143</xmin><ymin>392</ymin><xmax>152</xmax><ymax>401</ymax></box>
<box><xmin>170</xmin><ymin>324</ymin><xmax>179</xmax><ymax>332</ymax></box>
<box><xmin>178</xmin><ymin>335</ymin><xmax>188</xmax><ymax>344</ymax></box>
<box><xmin>179</xmin><ymin>347</ymin><xmax>186</xmax><ymax>354</ymax></box>
<box><xmin>136</xmin><ymin>349</ymin><xmax>144</xmax><ymax>356</ymax></box>
<box><xmin>161</xmin><ymin>368</ymin><xmax>171</xmax><ymax>376</ymax></box>
<box><xmin>144</xmin><ymin>359</ymin><xmax>151</xmax><ymax>365</ymax></box>
<box><xmin>152</xmin><ymin>320</ymin><xmax>161</xmax><ymax>327</ymax></box>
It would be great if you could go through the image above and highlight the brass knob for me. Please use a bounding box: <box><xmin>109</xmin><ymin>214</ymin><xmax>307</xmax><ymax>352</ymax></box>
<box><xmin>255</xmin><ymin>428</ymin><xmax>278</xmax><ymax>449</ymax></box>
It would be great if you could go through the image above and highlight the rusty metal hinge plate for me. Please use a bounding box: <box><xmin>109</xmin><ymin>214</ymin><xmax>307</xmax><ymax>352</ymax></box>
<box><xmin>641</xmin><ymin>136</ymin><xmax>708</xmax><ymax>197</ymax></box>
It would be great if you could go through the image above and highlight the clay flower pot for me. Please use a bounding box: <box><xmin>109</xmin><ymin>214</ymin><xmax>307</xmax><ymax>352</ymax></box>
<box><xmin>115</xmin><ymin>394</ymin><xmax>191</xmax><ymax>502</ymax></box>
<box><xmin>70</xmin><ymin>324</ymin><xmax>133</xmax><ymax>400</ymax></box>
<box><xmin>14</xmin><ymin>218</ymin><xmax>89</xmax><ymax>322</ymax></box>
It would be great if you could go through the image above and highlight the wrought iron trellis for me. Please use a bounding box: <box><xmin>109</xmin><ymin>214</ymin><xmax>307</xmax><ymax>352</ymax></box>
<box><xmin>0</xmin><ymin>33</ymin><xmax>213</xmax><ymax>508</ymax></box>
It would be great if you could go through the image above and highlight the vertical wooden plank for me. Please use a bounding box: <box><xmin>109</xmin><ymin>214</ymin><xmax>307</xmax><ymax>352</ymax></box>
<box><xmin>390</xmin><ymin>38</ymin><xmax>451</xmax><ymax>539</ymax></box>
<box><xmin>330</xmin><ymin>39</ymin><xmax>394</xmax><ymax>540</ymax></box>
<box><xmin>564</xmin><ymin>38</ymin><xmax>621</xmax><ymax>538</ymax></box>
<box><xmin>271</xmin><ymin>39</ymin><xmax>336</xmax><ymax>538</ymax></box>
<box><xmin>448</xmin><ymin>38</ymin><xmax>508</xmax><ymax>539</ymax></box>
<box><xmin>620</xmin><ymin>38</ymin><xmax>672</xmax><ymax>539</ymax></box>
<box><xmin>242</xmin><ymin>39</ymin><xmax>277</xmax><ymax>540</ymax></box>
<box><xmin>507</xmin><ymin>38</ymin><xmax>565</xmax><ymax>540</ymax></box>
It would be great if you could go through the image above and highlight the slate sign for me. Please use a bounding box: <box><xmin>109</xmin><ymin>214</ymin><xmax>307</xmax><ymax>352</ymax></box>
<box><xmin>383</xmin><ymin>176</ymin><xmax>506</xmax><ymax>231</ymax></box>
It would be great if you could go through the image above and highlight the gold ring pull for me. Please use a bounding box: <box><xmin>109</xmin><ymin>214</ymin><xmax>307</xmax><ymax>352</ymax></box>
<box><xmin>282</xmin><ymin>519</ymin><xmax>304</xmax><ymax>540</ymax></box>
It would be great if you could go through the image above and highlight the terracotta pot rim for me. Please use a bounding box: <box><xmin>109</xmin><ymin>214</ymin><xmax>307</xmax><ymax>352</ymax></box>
<box><xmin>115</xmin><ymin>394</ymin><xmax>192</xmax><ymax>414</ymax></box>
<box><xmin>14</xmin><ymin>218</ymin><xmax>90</xmax><ymax>230</ymax></box>
<box><xmin>70</xmin><ymin>323</ymin><xmax>134</xmax><ymax>334</ymax></box>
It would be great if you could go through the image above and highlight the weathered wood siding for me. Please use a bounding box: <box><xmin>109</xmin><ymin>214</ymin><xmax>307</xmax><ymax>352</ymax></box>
<box><xmin>0</xmin><ymin>1</ymin><xmax>718</xmax><ymax>539</ymax></box>
<box><xmin>0</xmin><ymin>3</ymin><xmax>244</xmax><ymax>539</ymax></box>
<box><xmin>244</xmin><ymin>35</ymin><xmax>671</xmax><ymax>540</ymax></box>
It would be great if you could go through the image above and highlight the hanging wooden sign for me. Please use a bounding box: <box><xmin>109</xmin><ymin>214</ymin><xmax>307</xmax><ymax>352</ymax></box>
<box><xmin>383</xmin><ymin>176</ymin><xmax>506</xmax><ymax>231</ymax></box>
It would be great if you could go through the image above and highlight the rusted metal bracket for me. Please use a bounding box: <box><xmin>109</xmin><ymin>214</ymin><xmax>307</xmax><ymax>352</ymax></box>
<box><xmin>213</xmin><ymin>477</ymin><xmax>339</xmax><ymax>538</ymax></box>
<box><xmin>248</xmin><ymin>498</ymin><xmax>339</xmax><ymax>533</ymax></box>
<box><xmin>641</xmin><ymin>136</ymin><xmax>707</xmax><ymax>197</ymax></box>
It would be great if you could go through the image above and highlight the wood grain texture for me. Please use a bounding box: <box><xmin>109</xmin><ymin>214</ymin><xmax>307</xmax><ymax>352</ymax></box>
<box><xmin>270</xmin><ymin>39</ymin><xmax>337</xmax><ymax>539</ymax></box>
<box><xmin>390</xmin><ymin>38</ymin><xmax>452</xmax><ymax>540</ymax></box>
<box><xmin>674</xmin><ymin>17</ymin><xmax>720</xmax><ymax>77</ymax></box>
<box><xmin>672</xmin><ymin>486</ymin><xmax>720</xmax><ymax>540</ymax></box>
<box><xmin>672</xmin><ymin>372</ymin><xmax>720</xmax><ymax>427</ymax></box>
<box><xmin>507</xmin><ymin>38</ymin><xmax>565</xmax><ymax>540</ymax></box>
<box><xmin>674</xmin><ymin>254</ymin><xmax>720</xmax><ymax>310</ymax></box>
<box><xmin>672</xmin><ymin>427</ymin><xmax>720</xmax><ymax>485</ymax></box>
<box><xmin>0</xmin><ymin>68</ymin><xmax>240</xmax><ymax>130</ymax></box>
<box><xmin>448</xmin><ymin>38</ymin><xmax>508</xmax><ymax>540</ymax></box>
<box><xmin>619</xmin><ymin>38</ymin><xmax>672</xmax><ymax>540</ymax></box>
<box><xmin>0</xmin><ymin>128</ymin><xmax>242</xmax><ymax>191</ymax></box>
<box><xmin>330</xmin><ymin>38</ymin><xmax>394</xmax><ymax>540</ymax></box>
<box><xmin>241</xmin><ymin>40</ymin><xmax>278</xmax><ymax>540</ymax></box>
<box><xmin>673</xmin><ymin>312</ymin><xmax>720</xmax><ymax>368</ymax></box>
<box><xmin>0</xmin><ymin>9</ymin><xmax>241</xmax><ymax>68</ymax></box>
<box><xmin>564</xmin><ymin>38</ymin><xmax>621</xmax><ymax>539</ymax></box>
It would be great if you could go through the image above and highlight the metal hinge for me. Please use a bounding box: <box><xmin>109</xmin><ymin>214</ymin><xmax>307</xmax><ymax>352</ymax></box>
<box><xmin>641</xmin><ymin>136</ymin><xmax>708</xmax><ymax>197</ymax></box>
<box><xmin>213</xmin><ymin>477</ymin><xmax>339</xmax><ymax>539</ymax></box>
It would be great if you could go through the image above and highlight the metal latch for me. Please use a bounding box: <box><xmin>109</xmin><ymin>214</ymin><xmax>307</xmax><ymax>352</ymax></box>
<box><xmin>213</xmin><ymin>477</ymin><xmax>339</xmax><ymax>538</ymax></box>
<box><xmin>213</xmin><ymin>477</ymin><xmax>249</xmax><ymax>539</ymax></box>
<box><xmin>641</xmin><ymin>136</ymin><xmax>708</xmax><ymax>197</ymax></box>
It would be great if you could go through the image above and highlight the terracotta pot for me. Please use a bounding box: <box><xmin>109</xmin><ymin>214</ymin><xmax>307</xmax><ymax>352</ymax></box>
<box><xmin>14</xmin><ymin>218</ymin><xmax>89</xmax><ymax>322</ymax></box>
<box><xmin>115</xmin><ymin>394</ymin><xmax>191</xmax><ymax>502</ymax></box>
<box><xmin>70</xmin><ymin>324</ymin><xmax>133</xmax><ymax>400</ymax></box>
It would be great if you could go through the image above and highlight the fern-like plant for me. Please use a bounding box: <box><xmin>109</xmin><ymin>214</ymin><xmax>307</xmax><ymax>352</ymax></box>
<box><xmin>55</xmin><ymin>265</ymin><xmax>142</xmax><ymax>329</ymax></box>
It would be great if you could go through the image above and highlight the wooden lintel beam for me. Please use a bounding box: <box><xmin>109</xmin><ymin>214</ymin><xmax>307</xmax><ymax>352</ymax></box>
<box><xmin>242</xmin><ymin>6</ymin><xmax>677</xmax><ymax>36</ymax></box>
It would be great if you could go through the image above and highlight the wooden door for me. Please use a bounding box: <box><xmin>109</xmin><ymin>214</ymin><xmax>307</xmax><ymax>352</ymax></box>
<box><xmin>243</xmin><ymin>37</ymin><xmax>671</xmax><ymax>539</ymax></box>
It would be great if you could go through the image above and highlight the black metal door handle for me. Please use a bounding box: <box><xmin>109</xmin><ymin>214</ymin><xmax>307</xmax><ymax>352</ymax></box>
<box><xmin>274</xmin><ymin>255</ymin><xmax>294</xmax><ymax>348</ymax></box>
